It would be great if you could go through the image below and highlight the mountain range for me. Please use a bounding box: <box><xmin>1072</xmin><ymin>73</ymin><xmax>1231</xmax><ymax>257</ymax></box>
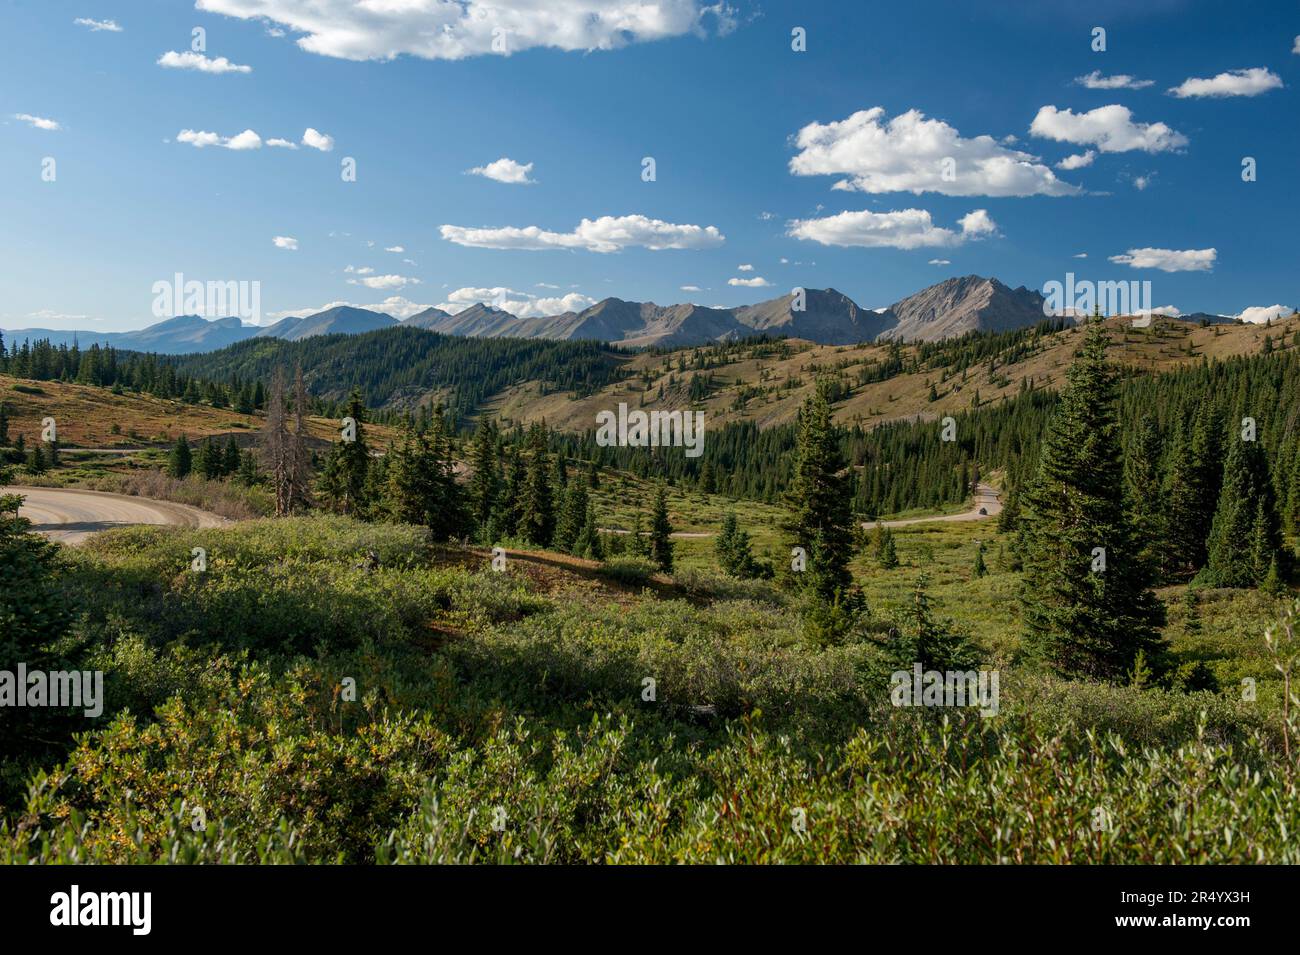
<box><xmin>2</xmin><ymin>276</ymin><xmax>1226</xmax><ymax>355</ymax></box>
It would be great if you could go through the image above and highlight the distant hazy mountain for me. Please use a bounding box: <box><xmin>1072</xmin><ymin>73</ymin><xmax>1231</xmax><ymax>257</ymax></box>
<box><xmin>253</xmin><ymin>305</ymin><xmax>398</xmax><ymax>342</ymax></box>
<box><xmin>4</xmin><ymin>277</ymin><xmax>1234</xmax><ymax>355</ymax></box>
<box><xmin>0</xmin><ymin>314</ymin><xmax>254</xmax><ymax>354</ymax></box>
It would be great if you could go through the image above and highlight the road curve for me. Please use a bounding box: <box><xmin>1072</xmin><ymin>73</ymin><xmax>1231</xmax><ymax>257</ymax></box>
<box><xmin>2</xmin><ymin>486</ymin><xmax>227</xmax><ymax>544</ymax></box>
<box><xmin>865</xmin><ymin>483</ymin><xmax>1003</xmax><ymax>529</ymax></box>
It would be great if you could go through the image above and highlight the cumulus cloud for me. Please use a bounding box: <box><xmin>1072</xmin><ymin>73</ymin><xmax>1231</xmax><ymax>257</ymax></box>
<box><xmin>728</xmin><ymin>276</ymin><xmax>771</xmax><ymax>287</ymax></box>
<box><xmin>14</xmin><ymin>113</ymin><xmax>60</xmax><ymax>131</ymax></box>
<box><xmin>385</xmin><ymin>245</ymin><xmax>405</xmax><ymax>253</ymax></box>
<box><xmin>737</xmin><ymin>263</ymin><xmax>754</xmax><ymax>271</ymax></box>
<box><xmin>680</xmin><ymin>285</ymin><xmax>704</xmax><ymax>292</ymax></box>
<box><xmin>348</xmin><ymin>274</ymin><xmax>419</xmax><ymax>290</ymax></box>
<box><xmin>194</xmin><ymin>0</ymin><xmax>734</xmax><ymax>61</ymax></box>
<box><xmin>269</xmin><ymin>296</ymin><xmax>432</xmax><ymax>321</ymax></box>
<box><xmin>266</xmin><ymin>138</ymin><xmax>297</xmax><ymax>148</ymax></box>
<box><xmin>1169</xmin><ymin>67</ymin><xmax>1282</xmax><ymax>99</ymax></box>
<box><xmin>344</xmin><ymin>265</ymin><xmax>374</xmax><ymax>275</ymax></box>
<box><xmin>1056</xmin><ymin>150</ymin><xmax>1095</xmax><ymax>170</ymax></box>
<box><xmin>789</xmin><ymin>107</ymin><xmax>1080</xmax><ymax>197</ymax></box>
<box><xmin>1238</xmin><ymin>304</ymin><xmax>1292</xmax><ymax>324</ymax></box>
<box><xmin>157</xmin><ymin>50</ymin><xmax>252</xmax><ymax>73</ymax></box>
<box><xmin>1030</xmin><ymin>105</ymin><xmax>1187</xmax><ymax>153</ymax></box>
<box><xmin>177</xmin><ymin>128</ymin><xmax>262</xmax><ymax>149</ymax></box>
<box><xmin>467</xmin><ymin>157</ymin><xmax>536</xmax><ymax>184</ymax></box>
<box><xmin>787</xmin><ymin>207</ymin><xmax>998</xmax><ymax>250</ymax></box>
<box><xmin>272</xmin><ymin>235</ymin><xmax>299</xmax><ymax>250</ymax></box>
<box><xmin>439</xmin><ymin>214</ymin><xmax>725</xmax><ymax>252</ymax></box>
<box><xmin>437</xmin><ymin>286</ymin><xmax>596</xmax><ymax>318</ymax></box>
<box><xmin>1108</xmin><ymin>247</ymin><xmax>1217</xmax><ymax>272</ymax></box>
<box><xmin>928</xmin><ymin>259</ymin><xmax>950</xmax><ymax>265</ymax></box>
<box><xmin>74</xmin><ymin>18</ymin><xmax>122</xmax><ymax>32</ymax></box>
<box><xmin>301</xmin><ymin>127</ymin><xmax>334</xmax><ymax>151</ymax></box>
<box><xmin>1074</xmin><ymin>70</ymin><xmax>1153</xmax><ymax>90</ymax></box>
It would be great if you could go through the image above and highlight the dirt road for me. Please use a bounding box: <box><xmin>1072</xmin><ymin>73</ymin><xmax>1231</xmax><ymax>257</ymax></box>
<box><xmin>3</xmin><ymin>486</ymin><xmax>227</xmax><ymax>544</ymax></box>
<box><xmin>865</xmin><ymin>483</ymin><xmax>1002</xmax><ymax>529</ymax></box>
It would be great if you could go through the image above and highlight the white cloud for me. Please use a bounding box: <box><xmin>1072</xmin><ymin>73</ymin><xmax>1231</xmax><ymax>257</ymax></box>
<box><xmin>1056</xmin><ymin>150</ymin><xmax>1095</xmax><ymax>170</ymax></box>
<box><xmin>177</xmin><ymin>128</ymin><xmax>262</xmax><ymax>149</ymax></box>
<box><xmin>1238</xmin><ymin>305</ymin><xmax>1292</xmax><ymax>324</ymax></box>
<box><xmin>157</xmin><ymin>50</ymin><xmax>252</xmax><ymax>73</ymax></box>
<box><xmin>789</xmin><ymin>107</ymin><xmax>1079</xmax><ymax>198</ymax></box>
<box><xmin>344</xmin><ymin>265</ymin><xmax>374</xmax><ymax>275</ymax></box>
<box><xmin>74</xmin><ymin>18</ymin><xmax>122</xmax><ymax>32</ymax></box>
<box><xmin>467</xmin><ymin>157</ymin><xmax>536</xmax><ymax>184</ymax></box>
<box><xmin>787</xmin><ymin>207</ymin><xmax>998</xmax><ymax>250</ymax></box>
<box><xmin>194</xmin><ymin>0</ymin><xmax>733</xmax><ymax>62</ymax></box>
<box><xmin>14</xmin><ymin>113</ymin><xmax>60</xmax><ymax>131</ymax></box>
<box><xmin>1133</xmin><ymin>174</ymin><xmax>1152</xmax><ymax>191</ymax></box>
<box><xmin>1030</xmin><ymin>105</ymin><xmax>1186</xmax><ymax>153</ymax></box>
<box><xmin>928</xmin><ymin>259</ymin><xmax>951</xmax><ymax>266</ymax></box>
<box><xmin>1294</xmin><ymin>36</ymin><xmax>1300</xmax><ymax>55</ymax></box>
<box><xmin>348</xmin><ymin>274</ymin><xmax>420</xmax><ymax>290</ymax></box>
<box><xmin>437</xmin><ymin>286</ymin><xmax>595</xmax><ymax>318</ymax></box>
<box><xmin>737</xmin><ymin>263</ymin><xmax>754</xmax><ymax>271</ymax></box>
<box><xmin>1074</xmin><ymin>252</ymin><xmax>1088</xmax><ymax>259</ymax></box>
<box><xmin>1169</xmin><ymin>67</ymin><xmax>1282</xmax><ymax>99</ymax></box>
<box><xmin>728</xmin><ymin>276</ymin><xmax>771</xmax><ymax>287</ymax></box>
<box><xmin>1108</xmin><ymin>247</ymin><xmax>1217</xmax><ymax>272</ymax></box>
<box><xmin>385</xmin><ymin>245</ymin><xmax>405</xmax><ymax>253</ymax></box>
<box><xmin>680</xmin><ymin>285</ymin><xmax>703</xmax><ymax>292</ymax></box>
<box><xmin>1074</xmin><ymin>70</ymin><xmax>1153</xmax><ymax>90</ymax></box>
<box><xmin>266</xmin><ymin>138</ymin><xmax>298</xmax><ymax>148</ymax></box>
<box><xmin>301</xmin><ymin>127</ymin><xmax>334</xmax><ymax>151</ymax></box>
<box><xmin>440</xmin><ymin>214</ymin><xmax>725</xmax><ymax>252</ymax></box>
<box><xmin>272</xmin><ymin>235</ymin><xmax>299</xmax><ymax>250</ymax></box>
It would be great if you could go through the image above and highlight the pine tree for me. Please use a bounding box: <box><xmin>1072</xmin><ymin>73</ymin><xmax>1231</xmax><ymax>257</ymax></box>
<box><xmin>1124</xmin><ymin>415</ymin><xmax>1165</xmax><ymax>575</ymax></box>
<box><xmin>875</xmin><ymin>523</ymin><xmax>899</xmax><ymax>569</ymax></box>
<box><xmin>649</xmin><ymin>484</ymin><xmax>674</xmax><ymax>574</ymax></box>
<box><xmin>317</xmin><ymin>389</ymin><xmax>371</xmax><ymax>517</ymax></box>
<box><xmin>888</xmin><ymin>575</ymin><xmax>977</xmax><ymax>671</ymax></box>
<box><xmin>1018</xmin><ymin>320</ymin><xmax>1166</xmax><ymax>682</ymax></box>
<box><xmin>223</xmin><ymin>436</ymin><xmax>241</xmax><ymax>477</ymax></box>
<box><xmin>197</xmin><ymin>437</ymin><xmax>224</xmax><ymax>481</ymax></box>
<box><xmin>972</xmin><ymin>541</ymin><xmax>987</xmax><ymax>578</ymax></box>
<box><xmin>0</xmin><ymin>401</ymin><xmax>8</xmax><ymax>446</ymax></box>
<box><xmin>573</xmin><ymin>503</ymin><xmax>605</xmax><ymax>560</ymax></box>
<box><xmin>1204</xmin><ymin>435</ymin><xmax>1280</xmax><ymax>587</ymax></box>
<box><xmin>555</xmin><ymin>481</ymin><xmax>589</xmax><ymax>554</ymax></box>
<box><xmin>25</xmin><ymin>444</ymin><xmax>46</xmax><ymax>476</ymax></box>
<box><xmin>1163</xmin><ymin>403</ymin><xmax>1222</xmax><ymax>578</ymax></box>
<box><xmin>519</xmin><ymin>425</ymin><xmax>555</xmax><ymax>547</ymax></box>
<box><xmin>235</xmin><ymin>449</ymin><xmax>258</xmax><ymax>487</ymax></box>
<box><xmin>467</xmin><ymin>417</ymin><xmax>501</xmax><ymax>537</ymax></box>
<box><xmin>496</xmin><ymin>444</ymin><xmax>524</xmax><ymax>537</ymax></box>
<box><xmin>168</xmin><ymin>435</ymin><xmax>192</xmax><ymax>479</ymax></box>
<box><xmin>386</xmin><ymin>420</ymin><xmax>466</xmax><ymax>540</ymax></box>
<box><xmin>716</xmin><ymin>510</ymin><xmax>759</xmax><ymax>577</ymax></box>
<box><xmin>785</xmin><ymin>380</ymin><xmax>855</xmax><ymax>601</ymax></box>
<box><xmin>629</xmin><ymin>512</ymin><xmax>651</xmax><ymax>557</ymax></box>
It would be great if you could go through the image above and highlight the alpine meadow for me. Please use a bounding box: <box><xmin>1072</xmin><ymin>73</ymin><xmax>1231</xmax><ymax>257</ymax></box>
<box><xmin>1</xmin><ymin>0</ymin><xmax>1298</xmax><ymax>933</ymax></box>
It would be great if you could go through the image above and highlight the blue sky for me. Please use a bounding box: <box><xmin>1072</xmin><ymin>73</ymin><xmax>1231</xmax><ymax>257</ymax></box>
<box><xmin>1</xmin><ymin>0</ymin><xmax>1297</xmax><ymax>333</ymax></box>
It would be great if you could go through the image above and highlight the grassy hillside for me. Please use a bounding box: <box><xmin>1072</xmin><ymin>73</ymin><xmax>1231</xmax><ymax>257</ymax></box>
<box><xmin>489</xmin><ymin>314</ymin><xmax>1300</xmax><ymax>434</ymax></box>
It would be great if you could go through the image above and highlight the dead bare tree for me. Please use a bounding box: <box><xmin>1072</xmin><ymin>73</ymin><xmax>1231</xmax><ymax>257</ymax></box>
<box><xmin>289</xmin><ymin>364</ymin><xmax>313</xmax><ymax>512</ymax></box>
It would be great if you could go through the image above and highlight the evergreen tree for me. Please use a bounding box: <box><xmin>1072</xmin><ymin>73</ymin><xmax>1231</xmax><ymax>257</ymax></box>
<box><xmin>467</xmin><ymin>417</ymin><xmax>501</xmax><ymax>537</ymax></box>
<box><xmin>1162</xmin><ymin>403</ymin><xmax>1223</xmax><ymax>578</ymax></box>
<box><xmin>386</xmin><ymin>420</ymin><xmax>465</xmax><ymax>540</ymax></box>
<box><xmin>223</xmin><ymin>436</ymin><xmax>241</xmax><ymax>477</ymax></box>
<box><xmin>167</xmin><ymin>435</ymin><xmax>192</xmax><ymax>479</ymax></box>
<box><xmin>1204</xmin><ymin>435</ymin><xmax>1280</xmax><ymax>587</ymax></box>
<box><xmin>972</xmin><ymin>541</ymin><xmax>987</xmax><ymax>578</ymax></box>
<box><xmin>573</xmin><ymin>503</ymin><xmax>605</xmax><ymax>561</ymax></box>
<box><xmin>317</xmin><ymin>390</ymin><xmax>372</xmax><ymax>517</ymax></box>
<box><xmin>519</xmin><ymin>425</ymin><xmax>555</xmax><ymax>547</ymax></box>
<box><xmin>24</xmin><ymin>444</ymin><xmax>46</xmax><ymax>476</ymax></box>
<box><xmin>235</xmin><ymin>449</ymin><xmax>259</xmax><ymax>487</ymax></box>
<box><xmin>649</xmin><ymin>484</ymin><xmax>674</xmax><ymax>573</ymax></box>
<box><xmin>1018</xmin><ymin>321</ymin><xmax>1166</xmax><ymax>682</ymax></box>
<box><xmin>555</xmin><ymin>481</ymin><xmax>589</xmax><ymax>554</ymax></box>
<box><xmin>197</xmin><ymin>437</ymin><xmax>224</xmax><ymax>481</ymax></box>
<box><xmin>0</xmin><ymin>401</ymin><xmax>8</xmax><ymax>445</ymax></box>
<box><xmin>628</xmin><ymin>512</ymin><xmax>651</xmax><ymax>557</ymax></box>
<box><xmin>1124</xmin><ymin>415</ymin><xmax>1165</xmax><ymax>575</ymax></box>
<box><xmin>785</xmin><ymin>380</ymin><xmax>855</xmax><ymax>601</ymax></box>
<box><xmin>888</xmin><ymin>575</ymin><xmax>977</xmax><ymax>671</ymax></box>
<box><xmin>716</xmin><ymin>510</ymin><xmax>759</xmax><ymax>578</ymax></box>
<box><xmin>496</xmin><ymin>444</ymin><xmax>525</xmax><ymax>537</ymax></box>
<box><xmin>875</xmin><ymin>523</ymin><xmax>899</xmax><ymax>569</ymax></box>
